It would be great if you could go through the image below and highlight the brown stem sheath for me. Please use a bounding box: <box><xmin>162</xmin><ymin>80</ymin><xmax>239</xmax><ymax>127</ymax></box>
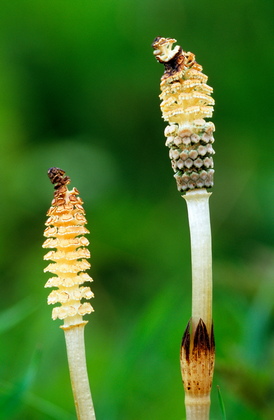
<box><xmin>181</xmin><ymin>319</ymin><xmax>215</xmax><ymax>420</ymax></box>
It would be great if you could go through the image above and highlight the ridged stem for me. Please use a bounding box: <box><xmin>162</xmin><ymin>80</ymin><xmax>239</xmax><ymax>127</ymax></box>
<box><xmin>185</xmin><ymin>396</ymin><xmax>210</xmax><ymax>420</ymax></box>
<box><xmin>184</xmin><ymin>189</ymin><xmax>212</xmax><ymax>333</ymax></box>
<box><xmin>181</xmin><ymin>189</ymin><xmax>215</xmax><ymax>420</ymax></box>
<box><xmin>62</xmin><ymin>322</ymin><xmax>96</xmax><ymax>420</ymax></box>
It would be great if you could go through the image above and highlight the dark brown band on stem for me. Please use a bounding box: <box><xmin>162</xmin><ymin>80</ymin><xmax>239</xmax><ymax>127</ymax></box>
<box><xmin>193</xmin><ymin>319</ymin><xmax>211</xmax><ymax>352</ymax></box>
<box><xmin>181</xmin><ymin>318</ymin><xmax>215</xmax><ymax>396</ymax></box>
<box><xmin>181</xmin><ymin>319</ymin><xmax>191</xmax><ymax>362</ymax></box>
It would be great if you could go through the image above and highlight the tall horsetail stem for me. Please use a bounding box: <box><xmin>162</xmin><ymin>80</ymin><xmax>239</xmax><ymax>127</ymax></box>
<box><xmin>152</xmin><ymin>37</ymin><xmax>215</xmax><ymax>420</ymax></box>
<box><xmin>43</xmin><ymin>167</ymin><xmax>96</xmax><ymax>420</ymax></box>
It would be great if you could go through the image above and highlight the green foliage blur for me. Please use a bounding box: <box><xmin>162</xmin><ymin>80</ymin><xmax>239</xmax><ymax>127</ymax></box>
<box><xmin>0</xmin><ymin>0</ymin><xmax>273</xmax><ymax>419</ymax></box>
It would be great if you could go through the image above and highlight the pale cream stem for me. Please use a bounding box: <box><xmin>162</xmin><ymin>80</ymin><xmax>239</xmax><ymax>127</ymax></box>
<box><xmin>62</xmin><ymin>322</ymin><xmax>96</xmax><ymax>420</ymax></box>
<box><xmin>185</xmin><ymin>395</ymin><xmax>210</xmax><ymax>420</ymax></box>
<box><xmin>182</xmin><ymin>188</ymin><xmax>214</xmax><ymax>420</ymax></box>
<box><xmin>183</xmin><ymin>188</ymin><xmax>212</xmax><ymax>334</ymax></box>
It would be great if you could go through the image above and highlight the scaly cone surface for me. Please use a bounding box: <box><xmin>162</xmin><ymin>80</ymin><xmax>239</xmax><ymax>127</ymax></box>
<box><xmin>152</xmin><ymin>37</ymin><xmax>215</xmax><ymax>192</ymax></box>
<box><xmin>43</xmin><ymin>168</ymin><xmax>94</xmax><ymax>326</ymax></box>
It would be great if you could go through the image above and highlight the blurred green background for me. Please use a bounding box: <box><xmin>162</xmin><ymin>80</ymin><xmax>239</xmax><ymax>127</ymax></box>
<box><xmin>0</xmin><ymin>0</ymin><xmax>273</xmax><ymax>419</ymax></box>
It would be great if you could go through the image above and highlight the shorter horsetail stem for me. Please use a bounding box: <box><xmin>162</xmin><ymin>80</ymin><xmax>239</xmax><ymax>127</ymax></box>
<box><xmin>152</xmin><ymin>38</ymin><xmax>216</xmax><ymax>420</ymax></box>
<box><xmin>43</xmin><ymin>168</ymin><xmax>96</xmax><ymax>420</ymax></box>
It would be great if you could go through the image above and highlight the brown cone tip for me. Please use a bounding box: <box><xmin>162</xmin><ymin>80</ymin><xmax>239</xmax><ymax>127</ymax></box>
<box><xmin>48</xmin><ymin>167</ymin><xmax>71</xmax><ymax>190</ymax></box>
<box><xmin>152</xmin><ymin>36</ymin><xmax>183</xmax><ymax>73</ymax></box>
